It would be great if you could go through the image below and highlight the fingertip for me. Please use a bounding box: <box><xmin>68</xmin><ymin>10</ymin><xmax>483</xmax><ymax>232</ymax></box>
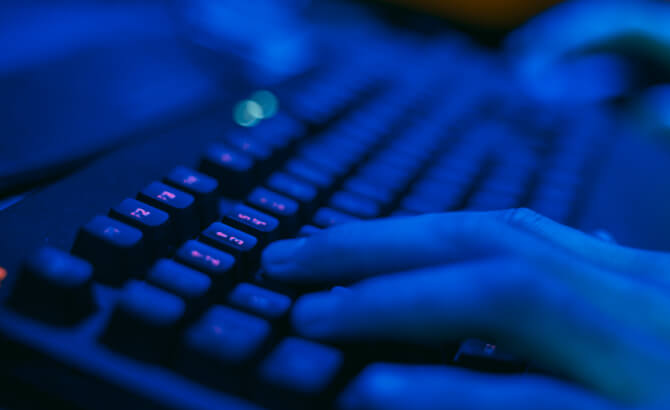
<box><xmin>338</xmin><ymin>364</ymin><xmax>409</xmax><ymax>410</ymax></box>
<box><xmin>291</xmin><ymin>289</ymin><xmax>346</xmax><ymax>338</ymax></box>
<box><xmin>261</xmin><ymin>238</ymin><xmax>306</xmax><ymax>278</ymax></box>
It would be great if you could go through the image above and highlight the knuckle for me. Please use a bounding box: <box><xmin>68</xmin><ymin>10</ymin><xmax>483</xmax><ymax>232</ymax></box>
<box><xmin>498</xmin><ymin>207</ymin><xmax>547</xmax><ymax>229</ymax></box>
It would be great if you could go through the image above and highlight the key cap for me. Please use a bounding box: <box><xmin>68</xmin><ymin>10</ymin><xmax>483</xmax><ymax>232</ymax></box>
<box><xmin>164</xmin><ymin>166</ymin><xmax>219</xmax><ymax>227</ymax></box>
<box><xmin>10</xmin><ymin>247</ymin><xmax>94</xmax><ymax>324</ymax></box>
<box><xmin>247</xmin><ymin>188</ymin><xmax>299</xmax><ymax>235</ymax></box>
<box><xmin>226</xmin><ymin>134</ymin><xmax>274</xmax><ymax>163</ymax></box>
<box><xmin>109</xmin><ymin>198</ymin><xmax>174</xmax><ymax>255</ymax></box>
<box><xmin>343</xmin><ymin>177</ymin><xmax>395</xmax><ymax>209</ymax></box>
<box><xmin>199</xmin><ymin>144</ymin><xmax>255</xmax><ymax>197</ymax></box>
<box><xmin>137</xmin><ymin>182</ymin><xmax>199</xmax><ymax>241</ymax></box>
<box><xmin>453</xmin><ymin>339</ymin><xmax>526</xmax><ymax>373</ymax></box>
<box><xmin>227</xmin><ymin>283</ymin><xmax>292</xmax><ymax>321</ymax></box>
<box><xmin>259</xmin><ymin>338</ymin><xmax>343</xmax><ymax>401</ymax></box>
<box><xmin>147</xmin><ymin>259</ymin><xmax>212</xmax><ymax>306</ymax></box>
<box><xmin>175</xmin><ymin>240</ymin><xmax>236</xmax><ymax>285</ymax></box>
<box><xmin>72</xmin><ymin>216</ymin><xmax>144</xmax><ymax>285</ymax></box>
<box><xmin>103</xmin><ymin>280</ymin><xmax>185</xmax><ymax>361</ymax></box>
<box><xmin>180</xmin><ymin>306</ymin><xmax>271</xmax><ymax>385</ymax></box>
<box><xmin>329</xmin><ymin>191</ymin><xmax>380</xmax><ymax>219</ymax></box>
<box><xmin>224</xmin><ymin>204</ymin><xmax>280</xmax><ymax>247</ymax></box>
<box><xmin>312</xmin><ymin>207</ymin><xmax>359</xmax><ymax>228</ymax></box>
<box><xmin>285</xmin><ymin>158</ymin><xmax>335</xmax><ymax>194</ymax></box>
<box><xmin>201</xmin><ymin>223</ymin><xmax>259</xmax><ymax>275</ymax></box>
<box><xmin>266</xmin><ymin>172</ymin><xmax>317</xmax><ymax>216</ymax></box>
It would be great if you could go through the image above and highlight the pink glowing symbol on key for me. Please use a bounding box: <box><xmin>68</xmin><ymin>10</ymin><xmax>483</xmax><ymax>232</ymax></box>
<box><xmin>157</xmin><ymin>191</ymin><xmax>176</xmax><ymax>201</ymax></box>
<box><xmin>273</xmin><ymin>202</ymin><xmax>285</xmax><ymax>211</ymax></box>
<box><xmin>130</xmin><ymin>208</ymin><xmax>150</xmax><ymax>218</ymax></box>
<box><xmin>103</xmin><ymin>227</ymin><xmax>120</xmax><ymax>237</ymax></box>
<box><xmin>183</xmin><ymin>175</ymin><xmax>198</xmax><ymax>185</ymax></box>
<box><xmin>220</xmin><ymin>153</ymin><xmax>233</xmax><ymax>163</ymax></box>
<box><xmin>215</xmin><ymin>231</ymin><xmax>229</xmax><ymax>239</ymax></box>
<box><xmin>229</xmin><ymin>236</ymin><xmax>244</xmax><ymax>246</ymax></box>
<box><xmin>191</xmin><ymin>250</ymin><xmax>203</xmax><ymax>258</ymax></box>
<box><xmin>238</xmin><ymin>213</ymin><xmax>251</xmax><ymax>222</ymax></box>
<box><xmin>252</xmin><ymin>218</ymin><xmax>267</xmax><ymax>227</ymax></box>
<box><xmin>259</xmin><ymin>197</ymin><xmax>268</xmax><ymax>204</ymax></box>
<box><xmin>205</xmin><ymin>256</ymin><xmax>220</xmax><ymax>267</ymax></box>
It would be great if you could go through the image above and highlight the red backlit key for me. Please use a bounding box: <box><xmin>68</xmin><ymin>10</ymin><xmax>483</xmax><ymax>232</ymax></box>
<box><xmin>138</xmin><ymin>182</ymin><xmax>199</xmax><ymax>241</ymax></box>
<box><xmin>312</xmin><ymin>207</ymin><xmax>359</xmax><ymax>228</ymax></box>
<box><xmin>201</xmin><ymin>222</ymin><xmax>259</xmax><ymax>275</ymax></box>
<box><xmin>199</xmin><ymin>144</ymin><xmax>255</xmax><ymax>197</ymax></box>
<box><xmin>224</xmin><ymin>204</ymin><xmax>280</xmax><ymax>246</ymax></box>
<box><xmin>110</xmin><ymin>198</ymin><xmax>174</xmax><ymax>255</ymax></box>
<box><xmin>165</xmin><ymin>166</ymin><xmax>219</xmax><ymax>227</ymax></box>
<box><xmin>176</xmin><ymin>240</ymin><xmax>236</xmax><ymax>284</ymax></box>
<box><xmin>72</xmin><ymin>216</ymin><xmax>144</xmax><ymax>285</ymax></box>
<box><xmin>247</xmin><ymin>187</ymin><xmax>299</xmax><ymax>235</ymax></box>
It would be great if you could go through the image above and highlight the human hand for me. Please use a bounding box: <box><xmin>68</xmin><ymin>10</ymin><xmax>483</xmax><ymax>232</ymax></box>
<box><xmin>506</xmin><ymin>0</ymin><xmax>670</xmax><ymax>134</ymax></box>
<box><xmin>261</xmin><ymin>209</ymin><xmax>670</xmax><ymax>409</ymax></box>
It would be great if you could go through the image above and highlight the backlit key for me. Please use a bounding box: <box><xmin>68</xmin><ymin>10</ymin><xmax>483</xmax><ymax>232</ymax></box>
<box><xmin>148</xmin><ymin>259</ymin><xmax>212</xmax><ymax>305</ymax></box>
<box><xmin>176</xmin><ymin>240</ymin><xmax>236</xmax><ymax>284</ymax></box>
<box><xmin>138</xmin><ymin>182</ymin><xmax>199</xmax><ymax>241</ymax></box>
<box><xmin>201</xmin><ymin>223</ymin><xmax>259</xmax><ymax>274</ymax></box>
<box><xmin>110</xmin><ymin>198</ymin><xmax>173</xmax><ymax>254</ymax></box>
<box><xmin>224</xmin><ymin>204</ymin><xmax>280</xmax><ymax>246</ymax></box>
<box><xmin>165</xmin><ymin>166</ymin><xmax>219</xmax><ymax>226</ymax></box>
<box><xmin>199</xmin><ymin>144</ymin><xmax>255</xmax><ymax>197</ymax></box>
<box><xmin>329</xmin><ymin>191</ymin><xmax>380</xmax><ymax>219</ymax></box>
<box><xmin>72</xmin><ymin>216</ymin><xmax>144</xmax><ymax>285</ymax></box>
<box><xmin>227</xmin><ymin>283</ymin><xmax>291</xmax><ymax>321</ymax></box>
<box><xmin>247</xmin><ymin>187</ymin><xmax>299</xmax><ymax>235</ymax></box>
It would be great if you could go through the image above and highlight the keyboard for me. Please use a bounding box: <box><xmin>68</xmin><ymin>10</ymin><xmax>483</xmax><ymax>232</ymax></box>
<box><xmin>0</xmin><ymin>27</ymin><xmax>614</xmax><ymax>410</ymax></box>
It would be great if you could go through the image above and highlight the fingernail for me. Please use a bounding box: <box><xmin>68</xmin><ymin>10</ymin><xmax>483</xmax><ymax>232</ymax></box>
<box><xmin>262</xmin><ymin>238</ymin><xmax>306</xmax><ymax>275</ymax></box>
<box><xmin>292</xmin><ymin>290</ymin><xmax>344</xmax><ymax>337</ymax></box>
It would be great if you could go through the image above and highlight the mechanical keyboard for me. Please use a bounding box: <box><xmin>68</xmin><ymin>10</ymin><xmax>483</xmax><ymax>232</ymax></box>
<box><xmin>0</xmin><ymin>28</ymin><xmax>616</xmax><ymax>410</ymax></box>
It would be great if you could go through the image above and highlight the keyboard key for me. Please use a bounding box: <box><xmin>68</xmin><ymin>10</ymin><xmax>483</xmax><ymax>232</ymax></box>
<box><xmin>181</xmin><ymin>306</ymin><xmax>271</xmax><ymax>382</ymax></box>
<box><xmin>285</xmin><ymin>158</ymin><xmax>335</xmax><ymax>193</ymax></box>
<box><xmin>227</xmin><ymin>283</ymin><xmax>292</xmax><ymax>321</ymax></box>
<box><xmin>175</xmin><ymin>240</ymin><xmax>236</xmax><ymax>283</ymax></box>
<box><xmin>10</xmin><ymin>247</ymin><xmax>94</xmax><ymax>324</ymax></box>
<box><xmin>138</xmin><ymin>182</ymin><xmax>199</xmax><ymax>241</ymax></box>
<box><xmin>247</xmin><ymin>188</ymin><xmax>299</xmax><ymax>235</ymax></box>
<box><xmin>226</xmin><ymin>134</ymin><xmax>274</xmax><ymax>163</ymax></box>
<box><xmin>165</xmin><ymin>166</ymin><xmax>219</xmax><ymax>226</ymax></box>
<box><xmin>312</xmin><ymin>207</ymin><xmax>359</xmax><ymax>228</ymax></box>
<box><xmin>200</xmin><ymin>144</ymin><xmax>255</xmax><ymax>197</ymax></box>
<box><xmin>103</xmin><ymin>280</ymin><xmax>185</xmax><ymax>360</ymax></box>
<box><xmin>329</xmin><ymin>191</ymin><xmax>380</xmax><ymax>219</ymax></box>
<box><xmin>147</xmin><ymin>259</ymin><xmax>212</xmax><ymax>305</ymax></box>
<box><xmin>259</xmin><ymin>337</ymin><xmax>343</xmax><ymax>396</ymax></box>
<box><xmin>343</xmin><ymin>177</ymin><xmax>395</xmax><ymax>208</ymax></box>
<box><xmin>453</xmin><ymin>339</ymin><xmax>526</xmax><ymax>373</ymax></box>
<box><xmin>201</xmin><ymin>223</ymin><xmax>259</xmax><ymax>274</ymax></box>
<box><xmin>109</xmin><ymin>198</ymin><xmax>173</xmax><ymax>254</ymax></box>
<box><xmin>72</xmin><ymin>216</ymin><xmax>144</xmax><ymax>285</ymax></box>
<box><xmin>224</xmin><ymin>204</ymin><xmax>280</xmax><ymax>247</ymax></box>
<box><xmin>266</xmin><ymin>172</ymin><xmax>318</xmax><ymax>216</ymax></box>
